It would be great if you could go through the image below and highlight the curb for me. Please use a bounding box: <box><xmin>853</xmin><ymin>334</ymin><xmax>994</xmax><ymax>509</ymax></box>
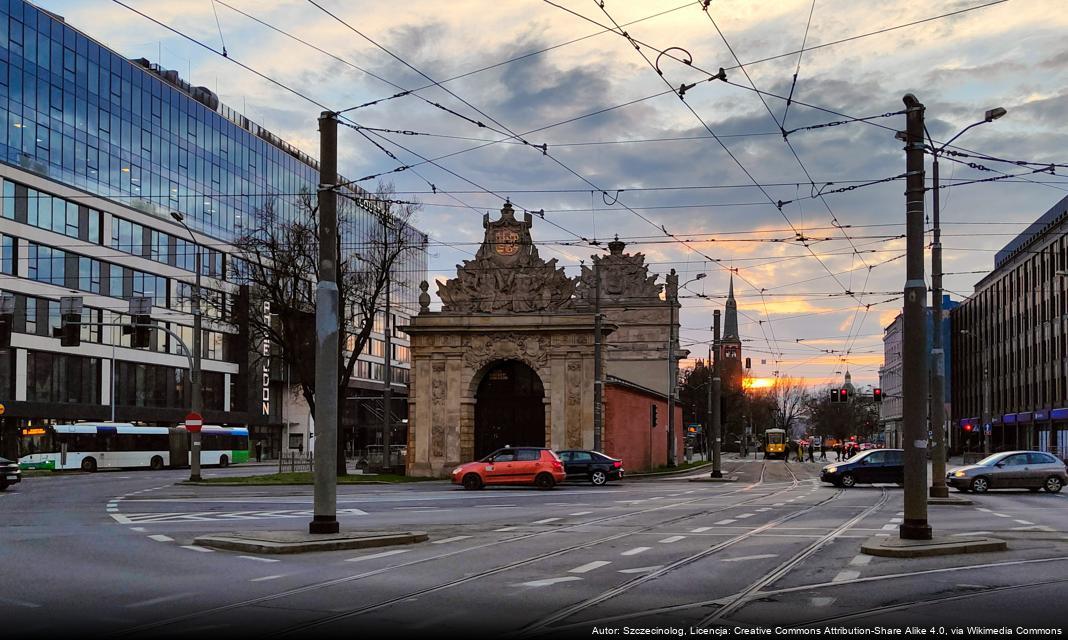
<box><xmin>193</xmin><ymin>531</ymin><xmax>429</xmax><ymax>554</ymax></box>
<box><xmin>626</xmin><ymin>462</ymin><xmax>714</xmax><ymax>479</ymax></box>
<box><xmin>928</xmin><ymin>496</ymin><xmax>974</xmax><ymax>506</ymax></box>
<box><xmin>860</xmin><ymin>535</ymin><xmax>1007</xmax><ymax>558</ymax></box>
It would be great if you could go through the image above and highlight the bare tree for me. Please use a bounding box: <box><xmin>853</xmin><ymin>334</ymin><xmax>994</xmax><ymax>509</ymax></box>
<box><xmin>770</xmin><ymin>376</ymin><xmax>808</xmax><ymax>433</ymax></box>
<box><xmin>227</xmin><ymin>182</ymin><xmax>422</xmax><ymax>475</ymax></box>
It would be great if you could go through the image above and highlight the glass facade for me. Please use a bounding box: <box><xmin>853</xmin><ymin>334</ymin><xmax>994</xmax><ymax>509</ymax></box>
<box><xmin>0</xmin><ymin>0</ymin><xmax>425</xmax><ymax>428</ymax></box>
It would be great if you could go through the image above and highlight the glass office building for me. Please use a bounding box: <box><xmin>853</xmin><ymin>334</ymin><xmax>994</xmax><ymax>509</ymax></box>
<box><xmin>0</xmin><ymin>0</ymin><xmax>427</xmax><ymax>459</ymax></box>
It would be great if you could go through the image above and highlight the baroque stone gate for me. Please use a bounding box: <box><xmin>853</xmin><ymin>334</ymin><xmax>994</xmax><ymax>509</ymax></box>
<box><xmin>405</xmin><ymin>202</ymin><xmax>682</xmax><ymax>477</ymax></box>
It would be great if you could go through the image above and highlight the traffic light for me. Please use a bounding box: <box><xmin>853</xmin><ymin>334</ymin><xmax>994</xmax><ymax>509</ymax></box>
<box><xmin>830</xmin><ymin>388</ymin><xmax>841</xmax><ymax>403</ymax></box>
<box><xmin>744</xmin><ymin>357</ymin><xmax>751</xmax><ymax>370</ymax></box>
<box><xmin>873</xmin><ymin>388</ymin><xmax>882</xmax><ymax>403</ymax></box>
<box><xmin>963</xmin><ymin>424</ymin><xmax>974</xmax><ymax>433</ymax></box>
<box><xmin>53</xmin><ymin>297</ymin><xmax>82</xmax><ymax>347</ymax></box>
<box><xmin>840</xmin><ymin>387</ymin><xmax>850</xmax><ymax>403</ymax></box>
<box><xmin>0</xmin><ymin>293</ymin><xmax>13</xmax><ymax>349</ymax></box>
<box><xmin>123</xmin><ymin>297</ymin><xmax>153</xmax><ymax>349</ymax></box>
<box><xmin>650</xmin><ymin>404</ymin><xmax>659</xmax><ymax>428</ymax></box>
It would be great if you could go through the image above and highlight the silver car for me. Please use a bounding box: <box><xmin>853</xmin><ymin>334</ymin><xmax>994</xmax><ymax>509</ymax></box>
<box><xmin>947</xmin><ymin>451</ymin><xmax>1067</xmax><ymax>494</ymax></box>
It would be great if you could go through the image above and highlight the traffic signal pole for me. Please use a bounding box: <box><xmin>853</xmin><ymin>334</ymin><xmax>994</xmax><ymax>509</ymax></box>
<box><xmin>710</xmin><ymin>310</ymin><xmax>722</xmax><ymax>478</ymax></box>
<box><xmin>929</xmin><ymin>141</ymin><xmax>949</xmax><ymax>499</ymax></box>
<box><xmin>901</xmin><ymin>94</ymin><xmax>932</xmax><ymax>540</ymax></box>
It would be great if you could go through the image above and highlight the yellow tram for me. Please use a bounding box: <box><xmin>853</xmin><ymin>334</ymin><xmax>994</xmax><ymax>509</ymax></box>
<box><xmin>763</xmin><ymin>428</ymin><xmax>788</xmax><ymax>459</ymax></box>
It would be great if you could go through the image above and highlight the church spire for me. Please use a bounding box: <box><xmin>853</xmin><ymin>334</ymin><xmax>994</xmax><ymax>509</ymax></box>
<box><xmin>723</xmin><ymin>273</ymin><xmax>739</xmax><ymax>342</ymax></box>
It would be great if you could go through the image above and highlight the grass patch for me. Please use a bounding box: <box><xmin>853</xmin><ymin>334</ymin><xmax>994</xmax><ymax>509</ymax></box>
<box><xmin>194</xmin><ymin>471</ymin><xmax>437</xmax><ymax>485</ymax></box>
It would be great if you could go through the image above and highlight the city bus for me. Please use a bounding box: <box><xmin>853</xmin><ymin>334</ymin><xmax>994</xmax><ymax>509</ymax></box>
<box><xmin>764</xmin><ymin>428</ymin><xmax>788</xmax><ymax>459</ymax></box>
<box><xmin>18</xmin><ymin>423</ymin><xmax>249</xmax><ymax>472</ymax></box>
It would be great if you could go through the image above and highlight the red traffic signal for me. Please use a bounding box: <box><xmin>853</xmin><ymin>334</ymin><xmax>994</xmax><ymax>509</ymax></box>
<box><xmin>963</xmin><ymin>424</ymin><xmax>973</xmax><ymax>432</ymax></box>
<box><xmin>873</xmin><ymin>388</ymin><xmax>883</xmax><ymax>402</ymax></box>
<box><xmin>840</xmin><ymin>388</ymin><xmax>849</xmax><ymax>401</ymax></box>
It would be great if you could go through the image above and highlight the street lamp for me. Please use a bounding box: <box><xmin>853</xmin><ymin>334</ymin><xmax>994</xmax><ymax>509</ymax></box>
<box><xmin>169</xmin><ymin>211</ymin><xmax>203</xmax><ymax>482</ymax></box>
<box><xmin>926</xmin><ymin>106</ymin><xmax>1005</xmax><ymax>499</ymax></box>
<box><xmin>668</xmin><ymin>271</ymin><xmax>705</xmax><ymax>466</ymax></box>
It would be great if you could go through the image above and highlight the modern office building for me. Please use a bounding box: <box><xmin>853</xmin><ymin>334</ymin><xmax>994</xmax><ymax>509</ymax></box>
<box><xmin>879</xmin><ymin>295</ymin><xmax>957</xmax><ymax>448</ymax></box>
<box><xmin>0</xmin><ymin>0</ymin><xmax>426</xmax><ymax>460</ymax></box>
<box><xmin>952</xmin><ymin>194</ymin><xmax>1068</xmax><ymax>457</ymax></box>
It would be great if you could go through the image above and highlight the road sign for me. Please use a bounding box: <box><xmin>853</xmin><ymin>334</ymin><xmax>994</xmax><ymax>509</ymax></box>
<box><xmin>0</xmin><ymin>403</ymin><xmax>5</xmax><ymax>415</ymax></box>
<box><xmin>185</xmin><ymin>411</ymin><xmax>203</xmax><ymax>433</ymax></box>
<box><xmin>984</xmin><ymin>423</ymin><xmax>991</xmax><ymax>435</ymax></box>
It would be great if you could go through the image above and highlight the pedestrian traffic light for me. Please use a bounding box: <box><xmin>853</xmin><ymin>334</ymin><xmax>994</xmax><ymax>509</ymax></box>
<box><xmin>830</xmin><ymin>388</ymin><xmax>841</xmax><ymax>403</ymax></box>
<box><xmin>0</xmin><ymin>293</ymin><xmax>13</xmax><ymax>349</ymax></box>
<box><xmin>650</xmin><ymin>404</ymin><xmax>658</xmax><ymax>428</ymax></box>
<box><xmin>873</xmin><ymin>388</ymin><xmax>883</xmax><ymax>403</ymax></box>
<box><xmin>840</xmin><ymin>387</ymin><xmax>850</xmax><ymax>403</ymax></box>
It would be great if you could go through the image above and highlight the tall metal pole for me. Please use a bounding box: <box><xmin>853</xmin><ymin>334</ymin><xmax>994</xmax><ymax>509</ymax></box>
<box><xmin>901</xmin><ymin>94</ymin><xmax>931</xmax><ymax>540</ymax></box>
<box><xmin>382</xmin><ymin>216</ymin><xmax>393</xmax><ymax>472</ymax></box>
<box><xmin>189</xmin><ymin>240</ymin><xmax>203</xmax><ymax>482</ymax></box>
<box><xmin>710</xmin><ymin>310</ymin><xmax>722</xmax><ymax>478</ymax></box>
<box><xmin>929</xmin><ymin>151</ymin><xmax>948</xmax><ymax>498</ymax></box>
<box><xmin>593</xmin><ymin>259</ymin><xmax>603</xmax><ymax>452</ymax></box>
<box><xmin>310</xmin><ymin>111</ymin><xmax>340</xmax><ymax>535</ymax></box>
<box><xmin>667</xmin><ymin>270</ymin><xmax>677</xmax><ymax>467</ymax></box>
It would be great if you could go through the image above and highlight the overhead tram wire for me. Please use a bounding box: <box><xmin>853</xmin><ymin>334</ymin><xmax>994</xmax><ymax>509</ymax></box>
<box><xmin>107</xmin><ymin>0</ymin><xmax>602</xmax><ymax>265</ymax></box>
<box><xmin>305</xmin><ymin>0</ymin><xmax>790</xmax><ymax>351</ymax></box>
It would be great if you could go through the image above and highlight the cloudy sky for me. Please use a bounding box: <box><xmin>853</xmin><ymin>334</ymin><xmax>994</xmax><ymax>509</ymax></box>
<box><xmin>36</xmin><ymin>0</ymin><xmax>1068</xmax><ymax>388</ymax></box>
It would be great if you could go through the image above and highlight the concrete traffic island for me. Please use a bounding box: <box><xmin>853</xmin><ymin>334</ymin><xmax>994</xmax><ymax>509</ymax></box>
<box><xmin>860</xmin><ymin>535</ymin><xmax>1006</xmax><ymax>558</ymax></box>
<box><xmin>688</xmin><ymin>476</ymin><xmax>739</xmax><ymax>483</ymax></box>
<box><xmin>193</xmin><ymin>530</ymin><xmax>429</xmax><ymax>554</ymax></box>
<box><xmin>928</xmin><ymin>495</ymin><xmax>974</xmax><ymax>506</ymax></box>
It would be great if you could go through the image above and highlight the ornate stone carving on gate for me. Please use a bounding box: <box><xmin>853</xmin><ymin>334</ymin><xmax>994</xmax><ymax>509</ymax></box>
<box><xmin>575</xmin><ymin>236</ymin><xmax>662</xmax><ymax>306</ymax></box>
<box><xmin>463</xmin><ymin>333</ymin><xmax>550</xmax><ymax>375</ymax></box>
<box><xmin>431</xmin><ymin>361</ymin><xmax>447</xmax><ymax>458</ymax></box>
<box><xmin>436</xmin><ymin>202</ymin><xmax>575</xmax><ymax>313</ymax></box>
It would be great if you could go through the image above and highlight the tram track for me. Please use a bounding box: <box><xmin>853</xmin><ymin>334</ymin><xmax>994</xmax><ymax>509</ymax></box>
<box><xmin>114</xmin><ymin>467</ymin><xmax>803</xmax><ymax>637</ymax></box>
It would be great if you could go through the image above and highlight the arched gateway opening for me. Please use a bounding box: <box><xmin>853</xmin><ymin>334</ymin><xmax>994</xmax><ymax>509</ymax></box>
<box><xmin>474</xmin><ymin>360</ymin><xmax>545</xmax><ymax>459</ymax></box>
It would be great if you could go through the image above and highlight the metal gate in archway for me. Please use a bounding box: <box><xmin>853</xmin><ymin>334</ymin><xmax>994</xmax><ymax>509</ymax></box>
<box><xmin>474</xmin><ymin>360</ymin><xmax>545</xmax><ymax>459</ymax></box>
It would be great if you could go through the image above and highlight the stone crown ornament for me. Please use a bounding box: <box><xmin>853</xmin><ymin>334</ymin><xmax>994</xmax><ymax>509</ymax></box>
<box><xmin>437</xmin><ymin>202</ymin><xmax>576</xmax><ymax>313</ymax></box>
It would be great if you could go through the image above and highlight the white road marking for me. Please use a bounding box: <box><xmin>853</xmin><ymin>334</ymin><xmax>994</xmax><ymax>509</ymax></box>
<box><xmin>691</xmin><ymin>527</ymin><xmax>713</xmax><ymax>533</ymax></box>
<box><xmin>513</xmin><ymin>577</ymin><xmax>583</xmax><ymax>588</ymax></box>
<box><xmin>345</xmin><ymin>549</ymin><xmax>410</xmax><ymax>562</ymax></box>
<box><xmin>250</xmin><ymin>575</ymin><xmax>285</xmax><ymax>582</ymax></box>
<box><xmin>180</xmin><ymin>545</ymin><xmax>214</xmax><ymax>553</ymax></box>
<box><xmin>618</xmin><ymin>565</ymin><xmax>664</xmax><ymax>574</ymax></box>
<box><xmin>658</xmin><ymin>536</ymin><xmax>686</xmax><ymax>544</ymax></box>
<box><xmin>621</xmin><ymin>547</ymin><xmax>651</xmax><ymax>556</ymax></box>
<box><xmin>875</xmin><ymin>533</ymin><xmax>890</xmax><ymax>537</ymax></box>
<box><xmin>722</xmin><ymin>554</ymin><xmax>779</xmax><ymax>562</ymax></box>
<box><xmin>881</xmin><ymin>524</ymin><xmax>897</xmax><ymax>531</ymax></box>
<box><xmin>993</xmin><ymin>513</ymin><xmax>1011</xmax><ymax>518</ymax></box>
<box><xmin>1014</xmin><ymin>519</ymin><xmax>1035</xmax><ymax>525</ymax></box>
<box><xmin>126</xmin><ymin>593</ymin><xmax>192</xmax><ymax>608</ymax></box>
<box><xmin>833</xmin><ymin>570</ymin><xmax>861</xmax><ymax>582</ymax></box>
<box><xmin>735</xmin><ymin>513</ymin><xmax>754</xmax><ymax>519</ymax></box>
<box><xmin>494</xmin><ymin>527</ymin><xmax>518</xmax><ymax>532</ymax></box>
<box><xmin>773</xmin><ymin>503</ymin><xmax>785</xmax><ymax>507</ymax></box>
<box><xmin>714</xmin><ymin>519</ymin><xmax>737</xmax><ymax>525</ymax></box>
<box><xmin>238</xmin><ymin>555</ymin><xmax>280</xmax><ymax>563</ymax></box>
<box><xmin>130</xmin><ymin>527</ymin><xmax>146</xmax><ymax>532</ymax></box>
<box><xmin>977</xmin><ymin>507</ymin><xmax>992</xmax><ymax>513</ymax></box>
<box><xmin>148</xmin><ymin>534</ymin><xmax>174</xmax><ymax>543</ymax></box>
<box><xmin>889</xmin><ymin>518</ymin><xmax>903</xmax><ymax>523</ymax></box>
<box><xmin>953</xmin><ymin>531</ymin><xmax>992</xmax><ymax>536</ymax></box>
<box><xmin>532</xmin><ymin>517</ymin><xmax>561</xmax><ymax>525</ymax></box>
<box><xmin>431</xmin><ymin>536</ymin><xmax>472</xmax><ymax>545</ymax></box>
<box><xmin>756</xmin><ymin>508</ymin><xmax>771</xmax><ymax>512</ymax></box>
<box><xmin>569</xmin><ymin>511</ymin><xmax>593</xmax><ymax>516</ymax></box>
<box><xmin>849</xmin><ymin>555</ymin><xmax>874</xmax><ymax>566</ymax></box>
<box><xmin>569</xmin><ymin>561</ymin><xmax>612</xmax><ymax>574</ymax></box>
<box><xmin>0</xmin><ymin>596</ymin><xmax>41</xmax><ymax>608</ymax></box>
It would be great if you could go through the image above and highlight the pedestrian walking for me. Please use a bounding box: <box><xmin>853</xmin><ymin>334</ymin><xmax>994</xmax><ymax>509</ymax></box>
<box><xmin>819</xmin><ymin>442</ymin><xmax>827</xmax><ymax>461</ymax></box>
<box><xmin>796</xmin><ymin>441</ymin><xmax>805</xmax><ymax>463</ymax></box>
<box><xmin>835</xmin><ymin>443</ymin><xmax>842</xmax><ymax>461</ymax></box>
<box><xmin>807</xmin><ymin>441</ymin><xmax>815</xmax><ymax>462</ymax></box>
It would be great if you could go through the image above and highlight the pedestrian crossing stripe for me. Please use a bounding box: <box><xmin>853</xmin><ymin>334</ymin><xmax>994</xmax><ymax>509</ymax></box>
<box><xmin>109</xmin><ymin>508</ymin><xmax>367</xmax><ymax>524</ymax></box>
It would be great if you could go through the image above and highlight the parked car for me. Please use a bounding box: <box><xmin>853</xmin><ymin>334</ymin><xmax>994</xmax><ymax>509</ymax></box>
<box><xmin>820</xmin><ymin>448</ymin><xmax>904</xmax><ymax>487</ymax></box>
<box><xmin>451</xmin><ymin>447</ymin><xmax>566</xmax><ymax>490</ymax></box>
<box><xmin>0</xmin><ymin>456</ymin><xmax>21</xmax><ymax>491</ymax></box>
<box><xmin>556</xmin><ymin>449</ymin><xmax>624</xmax><ymax>486</ymax></box>
<box><xmin>947</xmin><ymin>451</ymin><xmax>1067</xmax><ymax>494</ymax></box>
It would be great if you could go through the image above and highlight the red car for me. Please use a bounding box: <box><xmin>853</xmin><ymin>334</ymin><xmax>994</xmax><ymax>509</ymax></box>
<box><xmin>451</xmin><ymin>447</ymin><xmax>566</xmax><ymax>490</ymax></box>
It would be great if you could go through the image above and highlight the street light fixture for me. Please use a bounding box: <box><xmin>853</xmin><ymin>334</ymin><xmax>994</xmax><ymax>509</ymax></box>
<box><xmin>667</xmin><ymin>272</ymin><xmax>706</xmax><ymax>466</ymax></box>
<box><xmin>926</xmin><ymin>106</ymin><xmax>1005</xmax><ymax>499</ymax></box>
<box><xmin>169</xmin><ymin>211</ymin><xmax>204</xmax><ymax>483</ymax></box>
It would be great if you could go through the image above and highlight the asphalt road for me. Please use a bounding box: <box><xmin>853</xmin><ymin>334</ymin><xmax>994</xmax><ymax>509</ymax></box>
<box><xmin>3</xmin><ymin>457</ymin><xmax>1067</xmax><ymax>638</ymax></box>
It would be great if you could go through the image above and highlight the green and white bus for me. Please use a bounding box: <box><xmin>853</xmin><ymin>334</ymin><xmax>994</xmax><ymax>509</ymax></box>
<box><xmin>18</xmin><ymin>423</ymin><xmax>249</xmax><ymax>472</ymax></box>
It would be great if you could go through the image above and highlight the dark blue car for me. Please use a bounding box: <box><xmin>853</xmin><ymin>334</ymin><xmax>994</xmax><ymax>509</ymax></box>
<box><xmin>820</xmin><ymin>449</ymin><xmax>904</xmax><ymax>487</ymax></box>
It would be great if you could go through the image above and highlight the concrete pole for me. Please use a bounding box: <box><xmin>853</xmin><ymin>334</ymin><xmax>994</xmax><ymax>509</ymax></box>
<box><xmin>593</xmin><ymin>259</ymin><xmax>603</xmax><ymax>452</ymax></box>
<box><xmin>667</xmin><ymin>270</ymin><xmax>677</xmax><ymax>467</ymax></box>
<box><xmin>189</xmin><ymin>243</ymin><xmax>203</xmax><ymax>482</ymax></box>
<box><xmin>901</xmin><ymin>94</ymin><xmax>932</xmax><ymax>540</ymax></box>
<box><xmin>929</xmin><ymin>151</ymin><xmax>948</xmax><ymax>498</ymax></box>
<box><xmin>382</xmin><ymin>215</ymin><xmax>393</xmax><ymax>472</ymax></box>
<box><xmin>310</xmin><ymin>111</ymin><xmax>339</xmax><ymax>535</ymax></box>
<box><xmin>710</xmin><ymin>310</ymin><xmax>722</xmax><ymax>478</ymax></box>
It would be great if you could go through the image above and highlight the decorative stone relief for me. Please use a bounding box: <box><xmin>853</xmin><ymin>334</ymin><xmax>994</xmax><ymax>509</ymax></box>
<box><xmin>565</xmin><ymin>360</ymin><xmax>583</xmax><ymax>448</ymax></box>
<box><xmin>431</xmin><ymin>361</ymin><xmax>447</xmax><ymax>458</ymax></box>
<box><xmin>576</xmin><ymin>236</ymin><xmax>663</xmax><ymax>306</ymax></box>
<box><xmin>436</xmin><ymin>202</ymin><xmax>575</xmax><ymax>313</ymax></box>
<box><xmin>462</xmin><ymin>333</ymin><xmax>550</xmax><ymax>373</ymax></box>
